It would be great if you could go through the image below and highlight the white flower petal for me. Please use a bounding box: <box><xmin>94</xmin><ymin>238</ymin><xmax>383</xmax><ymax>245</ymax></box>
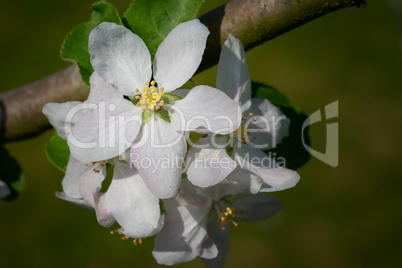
<box><xmin>186</xmin><ymin>136</ymin><xmax>237</xmax><ymax>187</ymax></box>
<box><xmin>153</xmin><ymin>20</ymin><xmax>209</xmax><ymax>92</ymax></box>
<box><xmin>68</xmin><ymin>98</ymin><xmax>142</xmax><ymax>162</ymax></box>
<box><xmin>216</xmin><ymin>34</ymin><xmax>251</xmax><ymax>111</ymax></box>
<box><xmin>95</xmin><ymin>194</ymin><xmax>116</xmax><ymax>228</ymax></box>
<box><xmin>226</xmin><ymin>166</ymin><xmax>263</xmax><ymax>194</ymax></box>
<box><xmin>169</xmin><ymin>85</ymin><xmax>241</xmax><ymax>134</ymax></box>
<box><xmin>43</xmin><ymin>101</ymin><xmax>83</xmax><ymax>139</ymax></box>
<box><xmin>0</xmin><ymin>180</ymin><xmax>11</xmax><ymax>199</ymax></box>
<box><xmin>198</xmin><ymin>179</ymin><xmax>248</xmax><ymax>201</ymax></box>
<box><xmin>130</xmin><ymin>116</ymin><xmax>186</xmax><ymax>199</ymax></box>
<box><xmin>104</xmin><ymin>163</ymin><xmax>162</xmax><ymax>238</ymax></box>
<box><xmin>245</xmin><ymin>98</ymin><xmax>290</xmax><ymax>149</ymax></box>
<box><xmin>233</xmin><ymin>194</ymin><xmax>282</xmax><ymax>222</ymax></box>
<box><xmin>153</xmin><ymin>205</ymin><xmax>214</xmax><ymax>265</ymax></box>
<box><xmin>233</xmin><ymin>143</ymin><xmax>300</xmax><ymax>192</ymax></box>
<box><xmin>89</xmin><ymin>22</ymin><xmax>152</xmax><ymax>95</ymax></box>
<box><xmin>80</xmin><ymin>174</ymin><xmax>115</xmax><ymax>228</ymax></box>
<box><xmin>62</xmin><ymin>155</ymin><xmax>96</xmax><ymax>199</ymax></box>
<box><xmin>201</xmin><ymin>214</ymin><xmax>231</xmax><ymax>268</ymax></box>
<box><xmin>164</xmin><ymin>179</ymin><xmax>212</xmax><ymax>213</ymax></box>
<box><xmin>55</xmin><ymin>192</ymin><xmax>92</xmax><ymax>210</ymax></box>
<box><xmin>86</xmin><ymin>72</ymin><xmax>120</xmax><ymax>104</ymax></box>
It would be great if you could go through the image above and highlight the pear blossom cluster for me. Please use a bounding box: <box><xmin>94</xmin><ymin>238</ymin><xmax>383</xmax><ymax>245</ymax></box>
<box><xmin>43</xmin><ymin>19</ymin><xmax>300</xmax><ymax>267</ymax></box>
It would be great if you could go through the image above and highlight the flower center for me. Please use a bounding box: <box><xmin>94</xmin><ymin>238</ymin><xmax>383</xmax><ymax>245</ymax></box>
<box><xmin>135</xmin><ymin>80</ymin><xmax>165</xmax><ymax>112</ymax></box>
<box><xmin>235</xmin><ymin>112</ymin><xmax>259</xmax><ymax>144</ymax></box>
<box><xmin>214</xmin><ymin>200</ymin><xmax>245</xmax><ymax>230</ymax></box>
<box><xmin>85</xmin><ymin>160</ymin><xmax>108</xmax><ymax>173</ymax></box>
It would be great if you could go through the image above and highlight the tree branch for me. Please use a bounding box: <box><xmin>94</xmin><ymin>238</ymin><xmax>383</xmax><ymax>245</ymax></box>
<box><xmin>0</xmin><ymin>0</ymin><xmax>366</xmax><ymax>143</ymax></box>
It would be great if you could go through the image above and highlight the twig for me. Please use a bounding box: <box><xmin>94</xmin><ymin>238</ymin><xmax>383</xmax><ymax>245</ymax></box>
<box><xmin>0</xmin><ymin>0</ymin><xmax>366</xmax><ymax>142</ymax></box>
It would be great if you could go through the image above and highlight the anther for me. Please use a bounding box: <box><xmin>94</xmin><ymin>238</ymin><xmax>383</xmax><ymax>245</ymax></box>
<box><xmin>151</xmin><ymin>80</ymin><xmax>155</xmax><ymax>86</ymax></box>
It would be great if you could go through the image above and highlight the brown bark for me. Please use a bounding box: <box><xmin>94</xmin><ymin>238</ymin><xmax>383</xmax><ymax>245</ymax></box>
<box><xmin>0</xmin><ymin>0</ymin><xmax>366</xmax><ymax>142</ymax></box>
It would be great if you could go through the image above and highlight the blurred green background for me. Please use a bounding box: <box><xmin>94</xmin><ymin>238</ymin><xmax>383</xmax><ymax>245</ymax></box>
<box><xmin>1</xmin><ymin>0</ymin><xmax>401</xmax><ymax>267</ymax></box>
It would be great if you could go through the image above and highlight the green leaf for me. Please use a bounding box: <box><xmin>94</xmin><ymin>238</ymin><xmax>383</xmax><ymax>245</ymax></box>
<box><xmin>123</xmin><ymin>0</ymin><xmax>204</xmax><ymax>59</ymax></box>
<box><xmin>162</xmin><ymin>92</ymin><xmax>183</xmax><ymax>104</ymax></box>
<box><xmin>252</xmin><ymin>82</ymin><xmax>301</xmax><ymax>114</ymax></box>
<box><xmin>142</xmin><ymin>109</ymin><xmax>152</xmax><ymax>124</ymax></box>
<box><xmin>251</xmin><ymin>82</ymin><xmax>310</xmax><ymax>169</ymax></box>
<box><xmin>46</xmin><ymin>133</ymin><xmax>70</xmax><ymax>172</ymax></box>
<box><xmin>0</xmin><ymin>146</ymin><xmax>25</xmax><ymax>201</ymax></box>
<box><xmin>157</xmin><ymin>108</ymin><xmax>171</xmax><ymax>122</ymax></box>
<box><xmin>61</xmin><ymin>2</ymin><xmax>122</xmax><ymax>85</ymax></box>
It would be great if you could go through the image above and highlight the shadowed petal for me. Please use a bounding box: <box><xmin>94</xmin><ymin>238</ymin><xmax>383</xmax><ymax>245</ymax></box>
<box><xmin>0</xmin><ymin>180</ymin><xmax>10</xmax><ymax>199</ymax></box>
<box><xmin>216</xmin><ymin>34</ymin><xmax>251</xmax><ymax>112</ymax></box>
<box><xmin>245</xmin><ymin>98</ymin><xmax>290</xmax><ymax>149</ymax></box>
<box><xmin>201</xmin><ymin>214</ymin><xmax>231</xmax><ymax>268</ymax></box>
<box><xmin>153</xmin><ymin>205</ymin><xmax>215</xmax><ymax>265</ymax></box>
<box><xmin>233</xmin><ymin>194</ymin><xmax>282</xmax><ymax>222</ymax></box>
<box><xmin>233</xmin><ymin>143</ymin><xmax>300</xmax><ymax>192</ymax></box>
<box><xmin>226</xmin><ymin>166</ymin><xmax>263</xmax><ymax>194</ymax></box>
